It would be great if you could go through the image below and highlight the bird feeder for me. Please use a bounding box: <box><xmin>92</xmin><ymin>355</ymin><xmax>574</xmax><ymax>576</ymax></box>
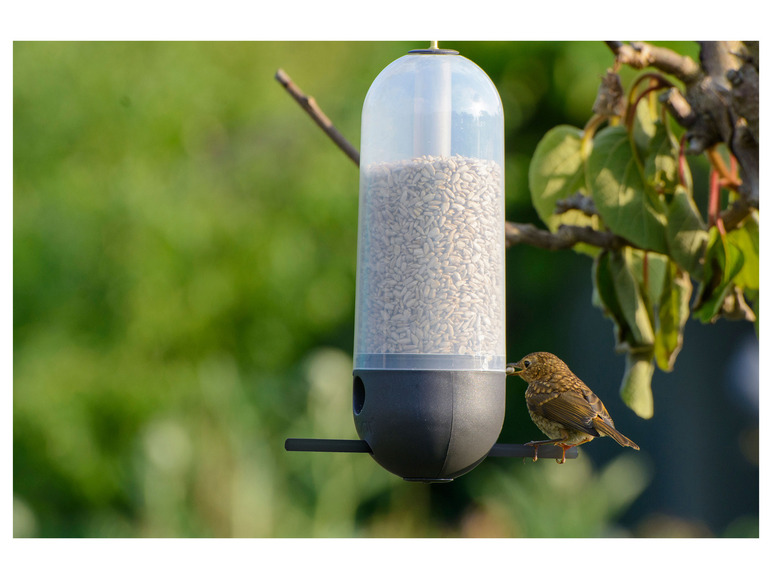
<box><xmin>351</xmin><ymin>45</ymin><xmax>506</xmax><ymax>482</ymax></box>
<box><xmin>286</xmin><ymin>45</ymin><xmax>576</xmax><ymax>481</ymax></box>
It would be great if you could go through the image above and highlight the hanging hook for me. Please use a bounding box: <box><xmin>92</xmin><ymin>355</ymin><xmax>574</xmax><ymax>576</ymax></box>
<box><xmin>408</xmin><ymin>42</ymin><xmax>458</xmax><ymax>56</ymax></box>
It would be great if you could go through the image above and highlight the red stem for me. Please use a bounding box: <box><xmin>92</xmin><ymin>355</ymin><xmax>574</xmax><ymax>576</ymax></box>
<box><xmin>708</xmin><ymin>169</ymin><xmax>721</xmax><ymax>228</ymax></box>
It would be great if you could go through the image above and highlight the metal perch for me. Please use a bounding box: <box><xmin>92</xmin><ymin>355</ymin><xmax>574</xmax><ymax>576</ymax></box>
<box><xmin>285</xmin><ymin>438</ymin><xmax>578</xmax><ymax>460</ymax></box>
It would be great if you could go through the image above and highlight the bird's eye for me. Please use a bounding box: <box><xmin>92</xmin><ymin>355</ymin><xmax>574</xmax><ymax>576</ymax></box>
<box><xmin>523</xmin><ymin>359</ymin><xmax>531</xmax><ymax>369</ymax></box>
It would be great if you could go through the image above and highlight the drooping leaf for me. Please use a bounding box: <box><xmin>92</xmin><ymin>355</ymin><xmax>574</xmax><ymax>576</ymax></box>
<box><xmin>529</xmin><ymin>125</ymin><xmax>600</xmax><ymax>255</ymax></box>
<box><xmin>611</xmin><ymin>248</ymin><xmax>656</xmax><ymax>348</ymax></box>
<box><xmin>693</xmin><ymin>228</ymin><xmax>745</xmax><ymax>323</ymax></box>
<box><xmin>593</xmin><ymin>248</ymin><xmax>655</xmax><ymax>352</ymax></box>
<box><xmin>593</xmin><ymin>251</ymin><xmax>630</xmax><ymax>346</ymax></box>
<box><xmin>586</xmin><ymin>126</ymin><xmax>669</xmax><ymax>253</ymax></box>
<box><xmin>666</xmin><ymin>185</ymin><xmax>709</xmax><ymax>278</ymax></box>
<box><xmin>654</xmin><ymin>261</ymin><xmax>692</xmax><ymax>371</ymax></box>
<box><xmin>717</xmin><ymin>286</ymin><xmax>757</xmax><ymax>322</ymax></box>
<box><xmin>620</xmin><ymin>350</ymin><xmax>655</xmax><ymax>419</ymax></box>
<box><xmin>628</xmin><ymin>250</ymin><xmax>669</xmax><ymax>310</ymax></box>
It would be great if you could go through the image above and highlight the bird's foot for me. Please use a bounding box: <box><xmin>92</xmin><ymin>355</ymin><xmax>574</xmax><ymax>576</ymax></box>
<box><xmin>556</xmin><ymin>444</ymin><xmax>573</xmax><ymax>464</ymax></box>
<box><xmin>524</xmin><ymin>441</ymin><xmax>539</xmax><ymax>462</ymax></box>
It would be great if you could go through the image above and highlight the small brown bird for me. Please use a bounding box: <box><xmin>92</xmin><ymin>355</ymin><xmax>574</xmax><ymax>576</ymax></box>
<box><xmin>507</xmin><ymin>352</ymin><xmax>639</xmax><ymax>463</ymax></box>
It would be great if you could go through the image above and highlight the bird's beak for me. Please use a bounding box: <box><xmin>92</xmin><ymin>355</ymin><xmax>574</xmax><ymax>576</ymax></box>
<box><xmin>506</xmin><ymin>362</ymin><xmax>523</xmax><ymax>375</ymax></box>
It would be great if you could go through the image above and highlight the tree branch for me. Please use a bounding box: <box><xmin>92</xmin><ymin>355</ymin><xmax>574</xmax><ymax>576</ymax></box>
<box><xmin>277</xmin><ymin>67</ymin><xmax>642</xmax><ymax>255</ymax></box>
<box><xmin>505</xmin><ymin>222</ymin><xmax>631</xmax><ymax>252</ymax></box>
<box><xmin>554</xmin><ymin>192</ymin><xmax>598</xmax><ymax>217</ymax></box>
<box><xmin>608</xmin><ymin>41</ymin><xmax>759</xmax><ymax>208</ymax></box>
<box><xmin>659</xmin><ymin>87</ymin><xmax>697</xmax><ymax>127</ymax></box>
<box><xmin>275</xmin><ymin>68</ymin><xmax>360</xmax><ymax>166</ymax></box>
<box><xmin>605</xmin><ymin>41</ymin><xmax>702</xmax><ymax>84</ymax></box>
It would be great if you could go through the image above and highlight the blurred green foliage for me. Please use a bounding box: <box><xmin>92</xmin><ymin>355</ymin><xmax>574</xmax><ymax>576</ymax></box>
<box><xmin>14</xmin><ymin>41</ymin><xmax>755</xmax><ymax>538</ymax></box>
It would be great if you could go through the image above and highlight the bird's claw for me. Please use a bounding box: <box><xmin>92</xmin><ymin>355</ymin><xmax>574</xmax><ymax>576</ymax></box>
<box><xmin>524</xmin><ymin>441</ymin><xmax>539</xmax><ymax>462</ymax></box>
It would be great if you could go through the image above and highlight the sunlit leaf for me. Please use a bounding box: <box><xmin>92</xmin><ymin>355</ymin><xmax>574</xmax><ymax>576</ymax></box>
<box><xmin>529</xmin><ymin>125</ymin><xmax>600</xmax><ymax>255</ymax></box>
<box><xmin>586</xmin><ymin>126</ymin><xmax>668</xmax><ymax>253</ymax></box>
<box><xmin>632</xmin><ymin>91</ymin><xmax>657</xmax><ymax>152</ymax></box>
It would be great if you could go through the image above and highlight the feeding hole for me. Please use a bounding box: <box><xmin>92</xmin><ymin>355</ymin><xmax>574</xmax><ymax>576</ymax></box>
<box><xmin>353</xmin><ymin>376</ymin><xmax>365</xmax><ymax>415</ymax></box>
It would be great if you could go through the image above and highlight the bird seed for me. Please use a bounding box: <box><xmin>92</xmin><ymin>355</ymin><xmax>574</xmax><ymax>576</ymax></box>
<box><xmin>355</xmin><ymin>154</ymin><xmax>505</xmax><ymax>367</ymax></box>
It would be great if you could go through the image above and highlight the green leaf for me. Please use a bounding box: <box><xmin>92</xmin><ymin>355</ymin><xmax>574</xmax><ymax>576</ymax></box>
<box><xmin>727</xmin><ymin>213</ymin><xmax>759</xmax><ymax>291</ymax></box>
<box><xmin>593</xmin><ymin>252</ymin><xmax>629</xmax><ymax>345</ymax></box>
<box><xmin>644</xmin><ymin>121</ymin><xmax>680</xmax><ymax>194</ymax></box>
<box><xmin>620</xmin><ymin>350</ymin><xmax>655</xmax><ymax>419</ymax></box>
<box><xmin>528</xmin><ymin>125</ymin><xmax>586</xmax><ymax>226</ymax></box>
<box><xmin>611</xmin><ymin>248</ymin><xmax>656</xmax><ymax>348</ymax></box>
<box><xmin>529</xmin><ymin>125</ymin><xmax>600</xmax><ymax>255</ymax></box>
<box><xmin>628</xmin><ymin>250</ymin><xmax>669</xmax><ymax>309</ymax></box>
<box><xmin>632</xmin><ymin>92</ymin><xmax>657</xmax><ymax>152</ymax></box>
<box><xmin>693</xmin><ymin>228</ymin><xmax>745</xmax><ymax>323</ymax></box>
<box><xmin>666</xmin><ymin>185</ymin><xmax>709</xmax><ymax>278</ymax></box>
<box><xmin>586</xmin><ymin>126</ymin><xmax>669</xmax><ymax>253</ymax></box>
<box><xmin>654</xmin><ymin>262</ymin><xmax>692</xmax><ymax>371</ymax></box>
<box><xmin>593</xmin><ymin>248</ymin><xmax>655</xmax><ymax>352</ymax></box>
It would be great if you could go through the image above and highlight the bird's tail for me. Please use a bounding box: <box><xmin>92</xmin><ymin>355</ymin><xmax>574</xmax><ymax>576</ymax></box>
<box><xmin>592</xmin><ymin>418</ymin><xmax>640</xmax><ymax>450</ymax></box>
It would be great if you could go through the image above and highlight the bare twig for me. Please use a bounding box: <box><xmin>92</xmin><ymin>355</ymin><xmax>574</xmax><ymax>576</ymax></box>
<box><xmin>605</xmin><ymin>41</ymin><xmax>702</xmax><ymax>84</ymax></box>
<box><xmin>277</xmin><ymin>65</ymin><xmax>639</xmax><ymax>255</ymax></box>
<box><xmin>275</xmin><ymin>68</ymin><xmax>360</xmax><ymax>166</ymax></box>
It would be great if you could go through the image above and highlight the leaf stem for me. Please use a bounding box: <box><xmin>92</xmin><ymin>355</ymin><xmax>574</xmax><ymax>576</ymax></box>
<box><xmin>624</xmin><ymin>73</ymin><xmax>674</xmax><ymax>131</ymax></box>
<box><xmin>708</xmin><ymin>168</ymin><xmax>721</xmax><ymax>229</ymax></box>
<box><xmin>581</xmin><ymin>114</ymin><xmax>606</xmax><ymax>157</ymax></box>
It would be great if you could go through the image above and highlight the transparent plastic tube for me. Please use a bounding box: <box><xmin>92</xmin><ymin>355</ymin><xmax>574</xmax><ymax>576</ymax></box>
<box><xmin>354</xmin><ymin>51</ymin><xmax>505</xmax><ymax>372</ymax></box>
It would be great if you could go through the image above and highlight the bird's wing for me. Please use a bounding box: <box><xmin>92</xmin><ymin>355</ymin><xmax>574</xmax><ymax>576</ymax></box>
<box><xmin>527</xmin><ymin>382</ymin><xmax>603</xmax><ymax>437</ymax></box>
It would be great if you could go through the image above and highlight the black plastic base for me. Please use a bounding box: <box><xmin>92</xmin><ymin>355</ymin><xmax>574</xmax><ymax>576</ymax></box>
<box><xmin>352</xmin><ymin>369</ymin><xmax>506</xmax><ymax>482</ymax></box>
